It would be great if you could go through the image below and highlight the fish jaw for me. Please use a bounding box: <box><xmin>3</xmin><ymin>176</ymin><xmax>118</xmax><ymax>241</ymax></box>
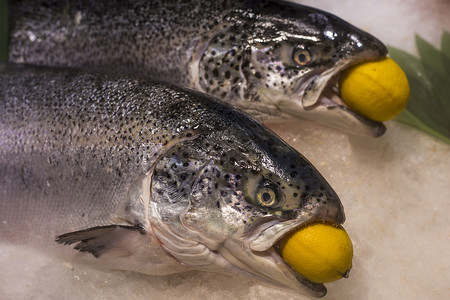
<box><xmin>253</xmin><ymin>34</ymin><xmax>388</xmax><ymax>136</ymax></box>
<box><xmin>258</xmin><ymin>56</ymin><xmax>388</xmax><ymax>137</ymax></box>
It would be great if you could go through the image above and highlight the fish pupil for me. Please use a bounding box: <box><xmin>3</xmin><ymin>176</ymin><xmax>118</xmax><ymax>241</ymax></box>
<box><xmin>262</xmin><ymin>192</ymin><xmax>272</xmax><ymax>202</ymax></box>
<box><xmin>298</xmin><ymin>54</ymin><xmax>306</xmax><ymax>62</ymax></box>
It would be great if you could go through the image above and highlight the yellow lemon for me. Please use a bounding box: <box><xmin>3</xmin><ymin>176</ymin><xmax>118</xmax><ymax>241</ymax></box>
<box><xmin>279</xmin><ymin>222</ymin><xmax>353</xmax><ymax>284</ymax></box>
<box><xmin>339</xmin><ymin>57</ymin><xmax>410</xmax><ymax>122</ymax></box>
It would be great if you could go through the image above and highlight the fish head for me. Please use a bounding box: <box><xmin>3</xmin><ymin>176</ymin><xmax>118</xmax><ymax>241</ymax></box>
<box><xmin>195</xmin><ymin>1</ymin><xmax>388</xmax><ymax>137</ymax></box>
<box><xmin>151</xmin><ymin>103</ymin><xmax>344</xmax><ymax>297</ymax></box>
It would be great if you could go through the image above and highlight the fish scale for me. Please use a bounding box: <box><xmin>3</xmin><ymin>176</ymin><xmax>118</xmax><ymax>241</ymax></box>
<box><xmin>1</xmin><ymin>63</ymin><xmax>344</xmax><ymax>297</ymax></box>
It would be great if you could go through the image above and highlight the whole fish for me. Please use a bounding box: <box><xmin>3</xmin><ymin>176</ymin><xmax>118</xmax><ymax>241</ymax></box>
<box><xmin>0</xmin><ymin>63</ymin><xmax>345</xmax><ymax>298</ymax></box>
<box><xmin>8</xmin><ymin>0</ymin><xmax>387</xmax><ymax>137</ymax></box>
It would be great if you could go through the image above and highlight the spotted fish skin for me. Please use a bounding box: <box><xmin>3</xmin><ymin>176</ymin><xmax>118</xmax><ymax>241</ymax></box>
<box><xmin>0</xmin><ymin>63</ymin><xmax>344</xmax><ymax>297</ymax></box>
<box><xmin>8</xmin><ymin>0</ymin><xmax>387</xmax><ymax>136</ymax></box>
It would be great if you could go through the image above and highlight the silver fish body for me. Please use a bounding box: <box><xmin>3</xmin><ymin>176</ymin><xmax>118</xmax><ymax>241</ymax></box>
<box><xmin>0</xmin><ymin>63</ymin><xmax>345</xmax><ymax>297</ymax></box>
<box><xmin>8</xmin><ymin>0</ymin><xmax>387</xmax><ymax>136</ymax></box>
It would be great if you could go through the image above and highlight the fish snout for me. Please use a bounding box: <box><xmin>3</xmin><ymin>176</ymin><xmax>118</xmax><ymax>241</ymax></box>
<box><xmin>318</xmin><ymin>192</ymin><xmax>345</xmax><ymax>225</ymax></box>
<box><xmin>368</xmin><ymin>35</ymin><xmax>388</xmax><ymax>57</ymax></box>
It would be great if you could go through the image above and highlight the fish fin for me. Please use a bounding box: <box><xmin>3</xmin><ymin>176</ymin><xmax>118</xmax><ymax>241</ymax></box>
<box><xmin>55</xmin><ymin>224</ymin><xmax>146</xmax><ymax>258</ymax></box>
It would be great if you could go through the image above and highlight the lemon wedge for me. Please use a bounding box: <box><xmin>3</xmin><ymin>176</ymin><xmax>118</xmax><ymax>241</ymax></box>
<box><xmin>339</xmin><ymin>57</ymin><xmax>410</xmax><ymax>122</ymax></box>
<box><xmin>279</xmin><ymin>222</ymin><xmax>353</xmax><ymax>284</ymax></box>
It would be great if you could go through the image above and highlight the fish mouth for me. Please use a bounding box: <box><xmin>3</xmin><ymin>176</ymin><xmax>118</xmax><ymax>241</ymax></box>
<box><xmin>287</xmin><ymin>56</ymin><xmax>388</xmax><ymax>137</ymax></box>
<box><xmin>233</xmin><ymin>199</ymin><xmax>346</xmax><ymax>298</ymax></box>
<box><xmin>245</xmin><ymin>217</ymin><xmax>344</xmax><ymax>298</ymax></box>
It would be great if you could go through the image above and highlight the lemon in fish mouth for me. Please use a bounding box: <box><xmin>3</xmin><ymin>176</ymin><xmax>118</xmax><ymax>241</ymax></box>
<box><xmin>339</xmin><ymin>57</ymin><xmax>410</xmax><ymax>122</ymax></box>
<box><xmin>279</xmin><ymin>222</ymin><xmax>353</xmax><ymax>284</ymax></box>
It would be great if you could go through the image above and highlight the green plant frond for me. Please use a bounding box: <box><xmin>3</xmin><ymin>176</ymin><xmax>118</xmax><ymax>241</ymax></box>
<box><xmin>440</xmin><ymin>32</ymin><xmax>450</xmax><ymax>78</ymax></box>
<box><xmin>396</xmin><ymin>110</ymin><xmax>450</xmax><ymax>144</ymax></box>
<box><xmin>389</xmin><ymin>31</ymin><xmax>450</xmax><ymax>144</ymax></box>
<box><xmin>416</xmin><ymin>35</ymin><xmax>447</xmax><ymax>78</ymax></box>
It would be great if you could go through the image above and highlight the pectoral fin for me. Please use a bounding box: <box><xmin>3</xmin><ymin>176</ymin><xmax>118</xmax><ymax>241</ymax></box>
<box><xmin>56</xmin><ymin>224</ymin><xmax>146</xmax><ymax>258</ymax></box>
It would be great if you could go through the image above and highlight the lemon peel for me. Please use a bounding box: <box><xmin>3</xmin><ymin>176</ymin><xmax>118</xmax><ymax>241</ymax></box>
<box><xmin>279</xmin><ymin>222</ymin><xmax>353</xmax><ymax>284</ymax></box>
<box><xmin>339</xmin><ymin>57</ymin><xmax>410</xmax><ymax>122</ymax></box>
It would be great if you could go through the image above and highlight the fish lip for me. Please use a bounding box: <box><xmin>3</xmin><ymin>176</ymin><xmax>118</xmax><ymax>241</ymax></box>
<box><xmin>289</xmin><ymin>55</ymin><xmax>387</xmax><ymax>137</ymax></box>
<box><xmin>246</xmin><ymin>218</ymin><xmax>343</xmax><ymax>297</ymax></box>
<box><xmin>267</xmin><ymin>243</ymin><xmax>328</xmax><ymax>297</ymax></box>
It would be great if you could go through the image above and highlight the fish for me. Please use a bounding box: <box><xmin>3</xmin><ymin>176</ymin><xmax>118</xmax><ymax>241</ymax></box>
<box><xmin>8</xmin><ymin>0</ymin><xmax>388</xmax><ymax>137</ymax></box>
<box><xmin>0</xmin><ymin>63</ymin><xmax>345</xmax><ymax>298</ymax></box>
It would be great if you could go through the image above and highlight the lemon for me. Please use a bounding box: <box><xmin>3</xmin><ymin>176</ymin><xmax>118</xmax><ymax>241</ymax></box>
<box><xmin>279</xmin><ymin>222</ymin><xmax>353</xmax><ymax>284</ymax></box>
<box><xmin>339</xmin><ymin>57</ymin><xmax>410</xmax><ymax>122</ymax></box>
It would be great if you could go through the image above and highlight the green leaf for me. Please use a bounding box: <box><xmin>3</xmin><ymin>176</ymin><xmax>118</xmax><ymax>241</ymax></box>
<box><xmin>441</xmin><ymin>31</ymin><xmax>450</xmax><ymax>58</ymax></box>
<box><xmin>416</xmin><ymin>35</ymin><xmax>446</xmax><ymax>78</ymax></box>
<box><xmin>440</xmin><ymin>32</ymin><xmax>450</xmax><ymax>77</ymax></box>
<box><xmin>396</xmin><ymin>110</ymin><xmax>450</xmax><ymax>144</ymax></box>
<box><xmin>388</xmin><ymin>31</ymin><xmax>450</xmax><ymax>145</ymax></box>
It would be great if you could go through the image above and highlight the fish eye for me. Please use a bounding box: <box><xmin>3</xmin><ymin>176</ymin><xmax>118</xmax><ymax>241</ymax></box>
<box><xmin>256</xmin><ymin>188</ymin><xmax>277</xmax><ymax>207</ymax></box>
<box><xmin>293</xmin><ymin>49</ymin><xmax>311</xmax><ymax>66</ymax></box>
<box><xmin>255</xmin><ymin>180</ymin><xmax>280</xmax><ymax>207</ymax></box>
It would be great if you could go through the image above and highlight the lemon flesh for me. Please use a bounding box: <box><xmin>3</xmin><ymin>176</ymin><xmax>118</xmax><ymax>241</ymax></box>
<box><xmin>279</xmin><ymin>222</ymin><xmax>353</xmax><ymax>284</ymax></box>
<box><xmin>339</xmin><ymin>57</ymin><xmax>410</xmax><ymax>122</ymax></box>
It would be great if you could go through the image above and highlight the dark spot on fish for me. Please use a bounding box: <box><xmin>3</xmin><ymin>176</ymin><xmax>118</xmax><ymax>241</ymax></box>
<box><xmin>213</xmin><ymin>68</ymin><xmax>219</xmax><ymax>77</ymax></box>
<box><xmin>180</xmin><ymin>173</ymin><xmax>188</xmax><ymax>181</ymax></box>
<box><xmin>255</xmin><ymin>72</ymin><xmax>261</xmax><ymax>79</ymax></box>
<box><xmin>216</xmin><ymin>201</ymin><xmax>221</xmax><ymax>208</ymax></box>
<box><xmin>290</xmin><ymin>171</ymin><xmax>298</xmax><ymax>178</ymax></box>
<box><xmin>323</xmin><ymin>46</ymin><xmax>332</xmax><ymax>53</ymax></box>
<box><xmin>225</xmin><ymin>71</ymin><xmax>231</xmax><ymax>79</ymax></box>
